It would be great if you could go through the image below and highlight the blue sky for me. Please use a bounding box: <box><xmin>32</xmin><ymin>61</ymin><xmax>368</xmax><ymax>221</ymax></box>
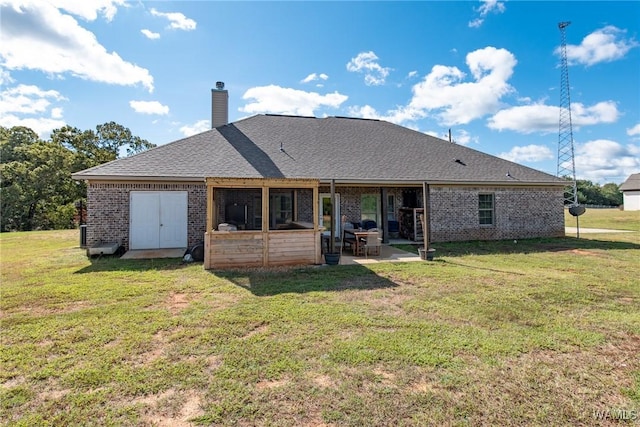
<box><xmin>1</xmin><ymin>0</ymin><xmax>639</xmax><ymax>184</ymax></box>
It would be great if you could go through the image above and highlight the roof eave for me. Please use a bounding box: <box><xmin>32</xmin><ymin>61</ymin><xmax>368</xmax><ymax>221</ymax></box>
<box><xmin>71</xmin><ymin>174</ymin><xmax>205</xmax><ymax>183</ymax></box>
<box><xmin>317</xmin><ymin>178</ymin><xmax>566</xmax><ymax>187</ymax></box>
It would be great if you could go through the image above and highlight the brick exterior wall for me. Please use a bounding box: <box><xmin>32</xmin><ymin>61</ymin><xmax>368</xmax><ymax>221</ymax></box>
<box><xmin>87</xmin><ymin>182</ymin><xmax>563</xmax><ymax>251</ymax></box>
<box><xmin>429</xmin><ymin>186</ymin><xmax>565</xmax><ymax>241</ymax></box>
<box><xmin>86</xmin><ymin>182</ymin><xmax>206</xmax><ymax>250</ymax></box>
<box><xmin>319</xmin><ymin>185</ymin><xmax>564</xmax><ymax>242</ymax></box>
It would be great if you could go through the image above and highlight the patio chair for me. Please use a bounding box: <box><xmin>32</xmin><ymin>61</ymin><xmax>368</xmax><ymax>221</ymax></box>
<box><xmin>341</xmin><ymin>221</ymin><xmax>356</xmax><ymax>255</ymax></box>
<box><xmin>362</xmin><ymin>229</ymin><xmax>382</xmax><ymax>258</ymax></box>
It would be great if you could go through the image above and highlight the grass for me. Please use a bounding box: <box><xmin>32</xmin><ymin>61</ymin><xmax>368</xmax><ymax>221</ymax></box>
<box><xmin>1</xmin><ymin>214</ymin><xmax>639</xmax><ymax>426</ymax></box>
<box><xmin>564</xmin><ymin>207</ymin><xmax>640</xmax><ymax>231</ymax></box>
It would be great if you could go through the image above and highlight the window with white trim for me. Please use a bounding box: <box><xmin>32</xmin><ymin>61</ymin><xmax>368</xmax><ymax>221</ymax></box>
<box><xmin>479</xmin><ymin>193</ymin><xmax>494</xmax><ymax>225</ymax></box>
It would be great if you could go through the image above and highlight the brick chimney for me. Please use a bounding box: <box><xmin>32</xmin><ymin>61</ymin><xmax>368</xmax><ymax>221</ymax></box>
<box><xmin>211</xmin><ymin>81</ymin><xmax>228</xmax><ymax>128</ymax></box>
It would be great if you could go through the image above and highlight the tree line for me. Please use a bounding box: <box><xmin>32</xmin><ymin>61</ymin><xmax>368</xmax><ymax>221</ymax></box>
<box><xmin>574</xmin><ymin>179</ymin><xmax>623</xmax><ymax>207</ymax></box>
<box><xmin>0</xmin><ymin>123</ymin><xmax>626</xmax><ymax>232</ymax></box>
<box><xmin>1</xmin><ymin>123</ymin><xmax>154</xmax><ymax>232</ymax></box>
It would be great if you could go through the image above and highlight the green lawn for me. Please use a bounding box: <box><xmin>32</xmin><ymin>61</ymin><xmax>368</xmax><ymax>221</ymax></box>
<box><xmin>1</xmin><ymin>225</ymin><xmax>639</xmax><ymax>426</ymax></box>
<box><xmin>564</xmin><ymin>207</ymin><xmax>640</xmax><ymax>231</ymax></box>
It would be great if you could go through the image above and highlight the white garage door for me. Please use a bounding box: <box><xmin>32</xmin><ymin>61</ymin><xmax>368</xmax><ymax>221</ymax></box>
<box><xmin>130</xmin><ymin>191</ymin><xmax>188</xmax><ymax>250</ymax></box>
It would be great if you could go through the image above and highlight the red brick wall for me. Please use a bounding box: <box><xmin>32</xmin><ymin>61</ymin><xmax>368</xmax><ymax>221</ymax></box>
<box><xmin>86</xmin><ymin>182</ymin><xmax>206</xmax><ymax>250</ymax></box>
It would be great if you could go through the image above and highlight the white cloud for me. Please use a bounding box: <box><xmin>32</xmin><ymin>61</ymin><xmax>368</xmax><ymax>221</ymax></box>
<box><xmin>48</xmin><ymin>0</ymin><xmax>126</xmax><ymax>22</ymax></box>
<box><xmin>452</xmin><ymin>129</ymin><xmax>478</xmax><ymax>146</ymax></box>
<box><xmin>0</xmin><ymin>1</ymin><xmax>154</xmax><ymax>92</ymax></box>
<box><xmin>408</xmin><ymin>46</ymin><xmax>517</xmax><ymax>125</ymax></box>
<box><xmin>573</xmin><ymin>139</ymin><xmax>640</xmax><ymax>183</ymax></box>
<box><xmin>50</xmin><ymin>107</ymin><xmax>63</xmax><ymax>119</ymax></box>
<box><xmin>240</xmin><ymin>85</ymin><xmax>348</xmax><ymax>116</ymax></box>
<box><xmin>626</xmin><ymin>123</ymin><xmax>640</xmax><ymax>137</ymax></box>
<box><xmin>301</xmin><ymin>73</ymin><xmax>329</xmax><ymax>84</ymax></box>
<box><xmin>498</xmin><ymin>145</ymin><xmax>554</xmax><ymax>163</ymax></box>
<box><xmin>150</xmin><ymin>8</ymin><xmax>196</xmax><ymax>31</ymax></box>
<box><xmin>346</xmin><ymin>103</ymin><xmax>424</xmax><ymax>126</ymax></box>
<box><xmin>346</xmin><ymin>51</ymin><xmax>391</xmax><ymax>86</ymax></box>
<box><xmin>129</xmin><ymin>100</ymin><xmax>169</xmax><ymax>115</ymax></box>
<box><xmin>0</xmin><ymin>84</ymin><xmax>67</xmax><ymax>115</ymax></box>
<box><xmin>180</xmin><ymin>119</ymin><xmax>209</xmax><ymax>137</ymax></box>
<box><xmin>0</xmin><ymin>67</ymin><xmax>14</xmax><ymax>86</ymax></box>
<box><xmin>468</xmin><ymin>0</ymin><xmax>505</xmax><ymax>28</ymax></box>
<box><xmin>560</xmin><ymin>26</ymin><xmax>639</xmax><ymax>66</ymax></box>
<box><xmin>407</xmin><ymin>70</ymin><xmax>418</xmax><ymax>79</ymax></box>
<box><xmin>0</xmin><ymin>114</ymin><xmax>66</xmax><ymax>138</ymax></box>
<box><xmin>488</xmin><ymin>101</ymin><xmax>619</xmax><ymax>133</ymax></box>
<box><xmin>0</xmin><ymin>83</ymin><xmax>67</xmax><ymax>137</ymax></box>
<box><xmin>141</xmin><ymin>29</ymin><xmax>160</xmax><ymax>40</ymax></box>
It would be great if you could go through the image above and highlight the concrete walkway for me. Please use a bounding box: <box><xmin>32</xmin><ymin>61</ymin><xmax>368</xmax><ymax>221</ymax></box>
<box><xmin>565</xmin><ymin>227</ymin><xmax>635</xmax><ymax>234</ymax></box>
<box><xmin>120</xmin><ymin>248</ymin><xmax>186</xmax><ymax>260</ymax></box>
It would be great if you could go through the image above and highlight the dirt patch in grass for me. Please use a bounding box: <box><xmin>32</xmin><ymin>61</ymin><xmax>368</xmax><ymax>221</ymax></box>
<box><xmin>36</xmin><ymin>381</ymin><xmax>72</xmax><ymax>402</ymax></box>
<box><xmin>132</xmin><ymin>330</ymin><xmax>168</xmax><ymax>366</ymax></box>
<box><xmin>534</xmin><ymin>244</ymin><xmax>605</xmax><ymax>257</ymax></box>
<box><xmin>372</xmin><ymin>368</ymin><xmax>397</xmax><ymax>387</ymax></box>
<box><xmin>2</xmin><ymin>376</ymin><xmax>26</xmax><ymax>388</ymax></box>
<box><xmin>137</xmin><ymin>389</ymin><xmax>203</xmax><ymax>426</ymax></box>
<box><xmin>8</xmin><ymin>300</ymin><xmax>93</xmax><ymax>318</ymax></box>
<box><xmin>167</xmin><ymin>293</ymin><xmax>190</xmax><ymax>314</ymax></box>
<box><xmin>310</xmin><ymin>373</ymin><xmax>336</xmax><ymax>389</ymax></box>
<box><xmin>569</xmin><ymin>248</ymin><xmax>602</xmax><ymax>257</ymax></box>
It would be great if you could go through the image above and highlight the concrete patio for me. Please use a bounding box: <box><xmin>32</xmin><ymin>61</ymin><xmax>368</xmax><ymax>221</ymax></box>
<box><xmin>337</xmin><ymin>244</ymin><xmax>422</xmax><ymax>265</ymax></box>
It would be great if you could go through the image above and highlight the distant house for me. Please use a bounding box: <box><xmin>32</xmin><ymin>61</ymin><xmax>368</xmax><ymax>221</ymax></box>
<box><xmin>620</xmin><ymin>173</ymin><xmax>640</xmax><ymax>211</ymax></box>
<box><xmin>72</xmin><ymin>84</ymin><xmax>566</xmax><ymax>268</ymax></box>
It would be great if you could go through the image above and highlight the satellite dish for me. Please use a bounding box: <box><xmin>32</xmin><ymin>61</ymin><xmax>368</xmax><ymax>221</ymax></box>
<box><xmin>568</xmin><ymin>205</ymin><xmax>585</xmax><ymax>217</ymax></box>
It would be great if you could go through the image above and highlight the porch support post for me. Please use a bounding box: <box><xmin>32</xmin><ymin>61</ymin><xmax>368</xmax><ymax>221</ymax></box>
<box><xmin>312</xmin><ymin>184</ymin><xmax>321</xmax><ymax>263</ymax></box>
<box><xmin>380</xmin><ymin>187</ymin><xmax>389</xmax><ymax>243</ymax></box>
<box><xmin>262</xmin><ymin>185</ymin><xmax>269</xmax><ymax>267</ymax></box>
<box><xmin>330</xmin><ymin>179</ymin><xmax>336</xmax><ymax>253</ymax></box>
<box><xmin>422</xmin><ymin>181</ymin><xmax>430</xmax><ymax>250</ymax></box>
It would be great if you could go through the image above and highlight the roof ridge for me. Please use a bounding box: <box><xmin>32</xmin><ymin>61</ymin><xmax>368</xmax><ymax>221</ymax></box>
<box><xmin>264</xmin><ymin>113</ymin><xmax>317</xmax><ymax>119</ymax></box>
<box><xmin>330</xmin><ymin>116</ymin><xmax>380</xmax><ymax>122</ymax></box>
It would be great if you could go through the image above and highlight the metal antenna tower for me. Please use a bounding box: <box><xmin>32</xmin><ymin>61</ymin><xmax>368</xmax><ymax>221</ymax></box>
<box><xmin>557</xmin><ymin>21</ymin><xmax>578</xmax><ymax>206</ymax></box>
<box><xmin>557</xmin><ymin>21</ymin><xmax>585</xmax><ymax>235</ymax></box>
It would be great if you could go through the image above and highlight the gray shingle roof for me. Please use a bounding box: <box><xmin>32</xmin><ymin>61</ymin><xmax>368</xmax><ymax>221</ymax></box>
<box><xmin>619</xmin><ymin>173</ymin><xmax>640</xmax><ymax>191</ymax></box>
<box><xmin>72</xmin><ymin>114</ymin><xmax>564</xmax><ymax>185</ymax></box>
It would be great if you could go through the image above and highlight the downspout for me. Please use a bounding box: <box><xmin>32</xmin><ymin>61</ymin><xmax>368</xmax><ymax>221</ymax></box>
<box><xmin>380</xmin><ymin>187</ymin><xmax>389</xmax><ymax>243</ymax></box>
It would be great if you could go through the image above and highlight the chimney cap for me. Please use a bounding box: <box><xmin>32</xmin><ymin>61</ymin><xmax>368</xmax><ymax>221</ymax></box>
<box><xmin>215</xmin><ymin>81</ymin><xmax>225</xmax><ymax>90</ymax></box>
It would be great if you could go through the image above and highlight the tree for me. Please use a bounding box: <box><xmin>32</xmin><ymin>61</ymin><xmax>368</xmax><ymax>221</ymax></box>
<box><xmin>0</xmin><ymin>126</ymin><xmax>40</xmax><ymax>163</ymax></box>
<box><xmin>1</xmin><ymin>122</ymin><xmax>154</xmax><ymax>231</ymax></box>
<box><xmin>1</xmin><ymin>134</ymin><xmax>74</xmax><ymax>230</ymax></box>
<box><xmin>52</xmin><ymin>121</ymin><xmax>155</xmax><ymax>172</ymax></box>
<box><xmin>96</xmin><ymin>121</ymin><xmax>155</xmax><ymax>157</ymax></box>
<box><xmin>601</xmin><ymin>183</ymin><xmax>622</xmax><ymax>206</ymax></box>
<box><xmin>575</xmin><ymin>179</ymin><xmax>622</xmax><ymax>206</ymax></box>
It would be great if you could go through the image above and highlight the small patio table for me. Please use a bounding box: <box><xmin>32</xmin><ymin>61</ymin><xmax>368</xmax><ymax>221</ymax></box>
<box><xmin>343</xmin><ymin>229</ymin><xmax>374</xmax><ymax>256</ymax></box>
